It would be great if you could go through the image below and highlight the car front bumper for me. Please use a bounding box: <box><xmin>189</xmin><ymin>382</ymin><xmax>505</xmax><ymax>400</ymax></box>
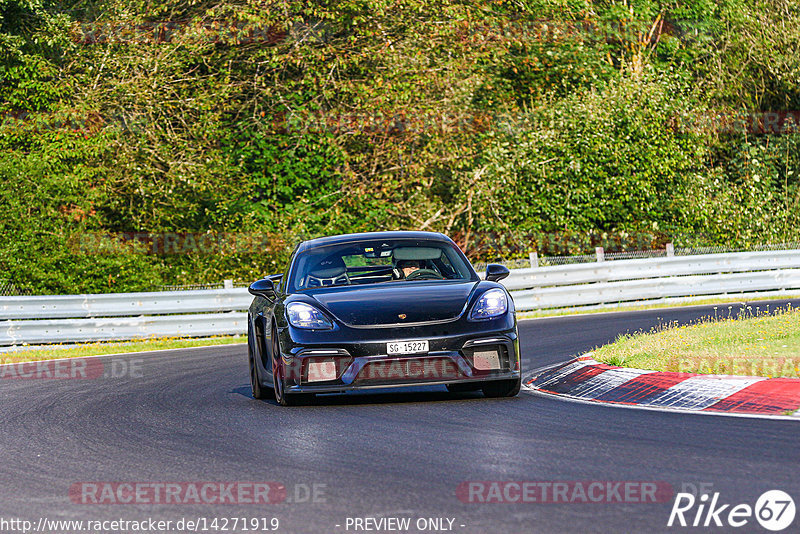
<box><xmin>276</xmin><ymin>318</ymin><xmax>520</xmax><ymax>394</ymax></box>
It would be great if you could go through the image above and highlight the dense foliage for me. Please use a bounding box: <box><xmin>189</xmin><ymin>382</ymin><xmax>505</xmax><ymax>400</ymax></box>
<box><xmin>1</xmin><ymin>0</ymin><xmax>799</xmax><ymax>293</ymax></box>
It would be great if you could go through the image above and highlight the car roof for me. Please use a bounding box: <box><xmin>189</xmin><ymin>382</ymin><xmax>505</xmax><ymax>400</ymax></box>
<box><xmin>296</xmin><ymin>231</ymin><xmax>453</xmax><ymax>253</ymax></box>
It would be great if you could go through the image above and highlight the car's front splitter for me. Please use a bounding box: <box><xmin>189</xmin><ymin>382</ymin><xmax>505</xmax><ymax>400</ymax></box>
<box><xmin>284</xmin><ymin>370</ymin><xmax>522</xmax><ymax>394</ymax></box>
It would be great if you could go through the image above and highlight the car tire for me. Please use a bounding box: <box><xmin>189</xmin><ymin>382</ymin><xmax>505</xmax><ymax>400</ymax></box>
<box><xmin>481</xmin><ymin>377</ymin><xmax>521</xmax><ymax>398</ymax></box>
<box><xmin>271</xmin><ymin>324</ymin><xmax>313</xmax><ymax>407</ymax></box>
<box><xmin>273</xmin><ymin>364</ymin><xmax>313</xmax><ymax>406</ymax></box>
<box><xmin>249</xmin><ymin>324</ymin><xmax>267</xmax><ymax>400</ymax></box>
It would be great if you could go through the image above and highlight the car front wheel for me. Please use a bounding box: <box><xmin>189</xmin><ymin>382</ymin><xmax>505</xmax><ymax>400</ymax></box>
<box><xmin>249</xmin><ymin>324</ymin><xmax>267</xmax><ymax>400</ymax></box>
<box><xmin>271</xmin><ymin>324</ymin><xmax>312</xmax><ymax>406</ymax></box>
<box><xmin>481</xmin><ymin>377</ymin><xmax>521</xmax><ymax>398</ymax></box>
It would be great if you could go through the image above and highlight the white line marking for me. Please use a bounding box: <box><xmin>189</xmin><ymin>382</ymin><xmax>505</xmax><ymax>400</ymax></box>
<box><xmin>567</xmin><ymin>367</ymin><xmax>656</xmax><ymax>398</ymax></box>
<box><xmin>645</xmin><ymin>375</ymin><xmax>765</xmax><ymax>410</ymax></box>
<box><xmin>0</xmin><ymin>343</ymin><xmax>246</xmax><ymax>369</ymax></box>
<box><xmin>516</xmin><ymin>295</ymin><xmax>800</xmax><ymax>322</ymax></box>
<box><xmin>530</xmin><ymin>359</ymin><xmax>595</xmax><ymax>389</ymax></box>
<box><xmin>521</xmin><ymin>385</ymin><xmax>800</xmax><ymax>421</ymax></box>
<box><xmin>523</xmin><ymin>359</ymin><xmax>576</xmax><ymax>382</ymax></box>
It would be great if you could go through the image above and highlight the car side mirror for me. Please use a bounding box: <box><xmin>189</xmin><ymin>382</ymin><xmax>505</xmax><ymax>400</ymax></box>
<box><xmin>485</xmin><ymin>264</ymin><xmax>510</xmax><ymax>282</ymax></box>
<box><xmin>248</xmin><ymin>278</ymin><xmax>276</xmax><ymax>299</ymax></box>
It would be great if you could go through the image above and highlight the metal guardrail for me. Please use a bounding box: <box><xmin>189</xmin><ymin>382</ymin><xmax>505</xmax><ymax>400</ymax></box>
<box><xmin>0</xmin><ymin>287</ymin><xmax>251</xmax><ymax>345</ymax></box>
<box><xmin>1</xmin><ymin>312</ymin><xmax>248</xmax><ymax>346</ymax></box>
<box><xmin>502</xmin><ymin>249</ymin><xmax>800</xmax><ymax>310</ymax></box>
<box><xmin>511</xmin><ymin>269</ymin><xmax>800</xmax><ymax>310</ymax></box>
<box><xmin>2</xmin><ymin>249</ymin><xmax>799</xmax><ymax>346</ymax></box>
<box><xmin>0</xmin><ymin>289</ymin><xmax>251</xmax><ymax>320</ymax></box>
<box><xmin>501</xmin><ymin>250</ymin><xmax>800</xmax><ymax>290</ymax></box>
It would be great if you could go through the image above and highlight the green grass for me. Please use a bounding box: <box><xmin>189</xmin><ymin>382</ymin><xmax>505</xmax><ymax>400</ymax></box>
<box><xmin>0</xmin><ymin>335</ymin><xmax>245</xmax><ymax>365</ymax></box>
<box><xmin>593</xmin><ymin>305</ymin><xmax>800</xmax><ymax>378</ymax></box>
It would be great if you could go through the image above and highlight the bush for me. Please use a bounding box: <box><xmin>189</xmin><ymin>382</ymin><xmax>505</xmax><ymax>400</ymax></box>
<box><xmin>1</xmin><ymin>0</ymin><xmax>799</xmax><ymax>292</ymax></box>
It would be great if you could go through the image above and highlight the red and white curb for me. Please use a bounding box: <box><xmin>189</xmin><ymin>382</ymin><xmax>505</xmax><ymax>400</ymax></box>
<box><xmin>526</xmin><ymin>355</ymin><xmax>800</xmax><ymax>418</ymax></box>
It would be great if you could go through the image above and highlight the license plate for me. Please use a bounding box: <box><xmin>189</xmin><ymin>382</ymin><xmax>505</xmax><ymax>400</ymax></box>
<box><xmin>387</xmin><ymin>340</ymin><xmax>429</xmax><ymax>355</ymax></box>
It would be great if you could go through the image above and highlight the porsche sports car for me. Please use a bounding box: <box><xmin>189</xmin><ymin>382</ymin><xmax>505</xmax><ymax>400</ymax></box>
<box><xmin>247</xmin><ymin>231</ymin><xmax>520</xmax><ymax>405</ymax></box>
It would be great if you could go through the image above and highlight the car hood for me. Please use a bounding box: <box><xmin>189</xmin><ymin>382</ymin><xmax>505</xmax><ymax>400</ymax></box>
<box><xmin>308</xmin><ymin>281</ymin><xmax>479</xmax><ymax>326</ymax></box>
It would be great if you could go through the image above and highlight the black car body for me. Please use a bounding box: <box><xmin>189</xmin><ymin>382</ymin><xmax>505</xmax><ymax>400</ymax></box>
<box><xmin>247</xmin><ymin>231</ymin><xmax>520</xmax><ymax>405</ymax></box>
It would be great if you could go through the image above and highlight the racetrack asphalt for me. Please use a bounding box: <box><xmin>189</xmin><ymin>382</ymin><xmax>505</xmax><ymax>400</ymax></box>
<box><xmin>1</xmin><ymin>299</ymin><xmax>799</xmax><ymax>533</ymax></box>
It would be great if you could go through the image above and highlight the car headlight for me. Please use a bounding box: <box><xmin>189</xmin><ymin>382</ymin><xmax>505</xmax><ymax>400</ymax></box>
<box><xmin>468</xmin><ymin>288</ymin><xmax>508</xmax><ymax>320</ymax></box>
<box><xmin>286</xmin><ymin>302</ymin><xmax>334</xmax><ymax>329</ymax></box>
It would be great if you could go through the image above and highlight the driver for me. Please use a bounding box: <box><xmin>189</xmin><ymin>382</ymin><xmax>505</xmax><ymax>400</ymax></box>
<box><xmin>395</xmin><ymin>259</ymin><xmax>423</xmax><ymax>279</ymax></box>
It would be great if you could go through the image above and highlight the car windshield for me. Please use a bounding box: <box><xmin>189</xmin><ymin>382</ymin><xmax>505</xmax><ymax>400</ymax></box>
<box><xmin>289</xmin><ymin>239</ymin><xmax>476</xmax><ymax>292</ymax></box>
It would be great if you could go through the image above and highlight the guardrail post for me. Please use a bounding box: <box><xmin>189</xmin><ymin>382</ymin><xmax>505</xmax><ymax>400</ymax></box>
<box><xmin>224</xmin><ymin>279</ymin><xmax>233</xmax><ymax>289</ymax></box>
<box><xmin>666</xmin><ymin>243</ymin><xmax>674</xmax><ymax>257</ymax></box>
<box><xmin>595</xmin><ymin>247</ymin><xmax>605</xmax><ymax>262</ymax></box>
<box><xmin>529</xmin><ymin>252</ymin><xmax>539</xmax><ymax>268</ymax></box>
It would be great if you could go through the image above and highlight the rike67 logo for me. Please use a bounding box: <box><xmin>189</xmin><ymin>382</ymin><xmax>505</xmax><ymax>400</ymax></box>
<box><xmin>668</xmin><ymin>490</ymin><xmax>795</xmax><ymax>531</ymax></box>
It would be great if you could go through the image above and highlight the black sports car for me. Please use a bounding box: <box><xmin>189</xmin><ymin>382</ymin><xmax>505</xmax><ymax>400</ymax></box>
<box><xmin>247</xmin><ymin>231</ymin><xmax>520</xmax><ymax>405</ymax></box>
